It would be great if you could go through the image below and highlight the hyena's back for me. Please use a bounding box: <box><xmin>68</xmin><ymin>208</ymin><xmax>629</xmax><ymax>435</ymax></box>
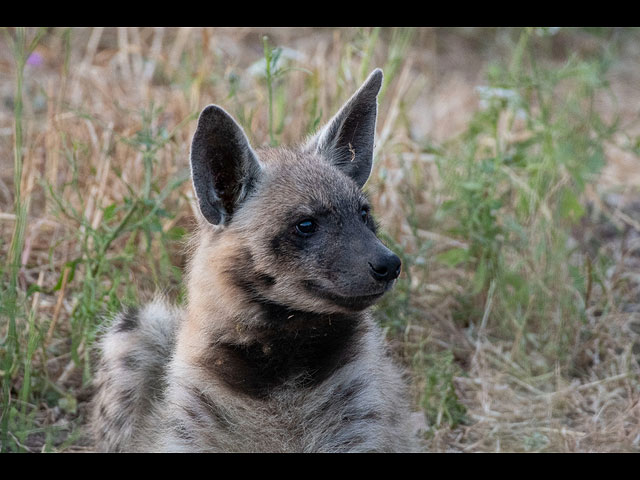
<box><xmin>90</xmin><ymin>299</ymin><xmax>180</xmax><ymax>452</ymax></box>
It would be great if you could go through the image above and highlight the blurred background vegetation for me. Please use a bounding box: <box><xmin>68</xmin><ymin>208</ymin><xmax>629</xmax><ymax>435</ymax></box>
<box><xmin>1</xmin><ymin>27</ymin><xmax>639</xmax><ymax>452</ymax></box>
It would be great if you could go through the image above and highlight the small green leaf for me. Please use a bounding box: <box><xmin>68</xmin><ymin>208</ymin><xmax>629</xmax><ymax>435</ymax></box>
<box><xmin>436</xmin><ymin>247</ymin><xmax>469</xmax><ymax>267</ymax></box>
<box><xmin>558</xmin><ymin>189</ymin><xmax>585</xmax><ymax>222</ymax></box>
<box><xmin>52</xmin><ymin>259</ymin><xmax>80</xmax><ymax>291</ymax></box>
<box><xmin>58</xmin><ymin>395</ymin><xmax>77</xmax><ymax>414</ymax></box>
<box><xmin>461</xmin><ymin>181</ymin><xmax>483</xmax><ymax>191</ymax></box>
<box><xmin>103</xmin><ymin>203</ymin><xmax>117</xmax><ymax>222</ymax></box>
<box><xmin>167</xmin><ymin>226</ymin><xmax>186</xmax><ymax>241</ymax></box>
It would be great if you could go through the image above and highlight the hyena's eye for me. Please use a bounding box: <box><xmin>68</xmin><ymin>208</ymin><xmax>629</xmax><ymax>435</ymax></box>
<box><xmin>360</xmin><ymin>207</ymin><xmax>369</xmax><ymax>223</ymax></box>
<box><xmin>295</xmin><ymin>219</ymin><xmax>317</xmax><ymax>236</ymax></box>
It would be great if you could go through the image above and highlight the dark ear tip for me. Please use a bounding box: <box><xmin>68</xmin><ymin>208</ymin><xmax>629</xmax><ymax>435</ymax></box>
<box><xmin>370</xmin><ymin>68</ymin><xmax>384</xmax><ymax>80</ymax></box>
<box><xmin>364</xmin><ymin>68</ymin><xmax>384</xmax><ymax>94</ymax></box>
<box><xmin>198</xmin><ymin>104</ymin><xmax>226</xmax><ymax>122</ymax></box>
<box><xmin>196</xmin><ymin>104</ymin><xmax>244</xmax><ymax>137</ymax></box>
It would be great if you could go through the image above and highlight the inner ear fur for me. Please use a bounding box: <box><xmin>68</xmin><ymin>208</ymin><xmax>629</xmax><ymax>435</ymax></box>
<box><xmin>190</xmin><ymin>105</ymin><xmax>262</xmax><ymax>225</ymax></box>
<box><xmin>305</xmin><ymin>69</ymin><xmax>383</xmax><ymax>188</ymax></box>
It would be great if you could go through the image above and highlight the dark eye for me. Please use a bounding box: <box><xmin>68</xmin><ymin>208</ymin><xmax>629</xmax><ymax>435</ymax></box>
<box><xmin>360</xmin><ymin>207</ymin><xmax>369</xmax><ymax>222</ymax></box>
<box><xmin>295</xmin><ymin>219</ymin><xmax>317</xmax><ymax>236</ymax></box>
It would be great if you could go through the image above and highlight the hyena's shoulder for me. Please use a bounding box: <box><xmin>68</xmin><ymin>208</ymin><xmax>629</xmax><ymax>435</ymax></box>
<box><xmin>149</xmin><ymin>315</ymin><xmax>416</xmax><ymax>453</ymax></box>
<box><xmin>90</xmin><ymin>298</ymin><xmax>182</xmax><ymax>452</ymax></box>
<box><xmin>300</xmin><ymin>317</ymin><xmax>417</xmax><ymax>452</ymax></box>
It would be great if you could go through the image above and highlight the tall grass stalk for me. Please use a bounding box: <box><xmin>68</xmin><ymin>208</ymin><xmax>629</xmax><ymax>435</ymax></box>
<box><xmin>1</xmin><ymin>26</ymin><xmax>45</xmax><ymax>453</ymax></box>
<box><xmin>380</xmin><ymin>28</ymin><xmax>415</xmax><ymax>100</ymax></box>
<box><xmin>358</xmin><ymin>27</ymin><xmax>381</xmax><ymax>84</ymax></box>
<box><xmin>263</xmin><ymin>36</ymin><xmax>278</xmax><ymax>146</ymax></box>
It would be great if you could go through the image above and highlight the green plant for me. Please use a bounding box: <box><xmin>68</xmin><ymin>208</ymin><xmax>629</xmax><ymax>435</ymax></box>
<box><xmin>1</xmin><ymin>98</ymin><xmax>190</xmax><ymax>451</ymax></box>
<box><xmin>434</xmin><ymin>27</ymin><xmax>615</xmax><ymax>368</ymax></box>
<box><xmin>416</xmin><ymin>350</ymin><xmax>468</xmax><ymax>429</ymax></box>
<box><xmin>1</xmin><ymin>26</ymin><xmax>46</xmax><ymax>453</ymax></box>
<box><xmin>47</xmin><ymin>105</ymin><xmax>190</xmax><ymax>373</ymax></box>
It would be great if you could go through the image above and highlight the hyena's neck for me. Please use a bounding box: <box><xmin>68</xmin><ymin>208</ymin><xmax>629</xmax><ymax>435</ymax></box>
<box><xmin>198</xmin><ymin>302</ymin><xmax>364</xmax><ymax>398</ymax></box>
<box><xmin>178</xmin><ymin>231</ymin><xmax>368</xmax><ymax>398</ymax></box>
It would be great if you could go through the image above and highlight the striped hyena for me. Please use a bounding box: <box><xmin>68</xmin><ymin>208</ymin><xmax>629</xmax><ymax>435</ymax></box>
<box><xmin>90</xmin><ymin>69</ymin><xmax>418</xmax><ymax>452</ymax></box>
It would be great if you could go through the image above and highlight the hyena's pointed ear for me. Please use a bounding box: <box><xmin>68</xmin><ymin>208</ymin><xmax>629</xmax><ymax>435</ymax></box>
<box><xmin>190</xmin><ymin>105</ymin><xmax>262</xmax><ymax>225</ymax></box>
<box><xmin>305</xmin><ymin>68</ymin><xmax>383</xmax><ymax>188</ymax></box>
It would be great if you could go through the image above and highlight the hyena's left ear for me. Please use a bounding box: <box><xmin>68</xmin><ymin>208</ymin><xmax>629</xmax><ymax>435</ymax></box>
<box><xmin>305</xmin><ymin>68</ymin><xmax>383</xmax><ymax>188</ymax></box>
<box><xmin>190</xmin><ymin>105</ymin><xmax>262</xmax><ymax>225</ymax></box>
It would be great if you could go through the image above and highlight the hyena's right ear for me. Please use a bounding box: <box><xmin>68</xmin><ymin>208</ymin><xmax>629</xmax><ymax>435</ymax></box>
<box><xmin>190</xmin><ymin>105</ymin><xmax>262</xmax><ymax>225</ymax></box>
<box><xmin>304</xmin><ymin>68</ymin><xmax>383</xmax><ymax>188</ymax></box>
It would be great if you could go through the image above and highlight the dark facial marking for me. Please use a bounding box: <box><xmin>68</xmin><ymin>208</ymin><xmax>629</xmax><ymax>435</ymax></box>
<box><xmin>270</xmin><ymin>222</ymin><xmax>311</xmax><ymax>258</ymax></box>
<box><xmin>225</xmin><ymin>248</ymin><xmax>276</xmax><ymax>303</ymax></box>
<box><xmin>270</xmin><ymin>201</ymin><xmax>343</xmax><ymax>258</ymax></box>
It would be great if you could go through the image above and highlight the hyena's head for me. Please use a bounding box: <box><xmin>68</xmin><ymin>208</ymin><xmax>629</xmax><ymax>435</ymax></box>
<box><xmin>190</xmin><ymin>69</ymin><xmax>400</xmax><ymax>315</ymax></box>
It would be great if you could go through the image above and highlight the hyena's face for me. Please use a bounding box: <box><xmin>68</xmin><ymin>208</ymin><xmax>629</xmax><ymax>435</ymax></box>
<box><xmin>190</xmin><ymin>69</ymin><xmax>400</xmax><ymax>314</ymax></box>
<box><xmin>230</xmin><ymin>152</ymin><xmax>401</xmax><ymax>313</ymax></box>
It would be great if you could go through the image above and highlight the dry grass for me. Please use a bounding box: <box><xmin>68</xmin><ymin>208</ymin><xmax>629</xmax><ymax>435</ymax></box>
<box><xmin>1</xmin><ymin>27</ymin><xmax>639</xmax><ymax>452</ymax></box>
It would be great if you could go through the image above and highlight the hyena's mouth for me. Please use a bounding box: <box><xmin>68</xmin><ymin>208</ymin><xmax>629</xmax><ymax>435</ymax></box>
<box><xmin>303</xmin><ymin>280</ymin><xmax>387</xmax><ymax>311</ymax></box>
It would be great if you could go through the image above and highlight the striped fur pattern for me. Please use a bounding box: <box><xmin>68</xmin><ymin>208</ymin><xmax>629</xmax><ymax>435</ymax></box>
<box><xmin>90</xmin><ymin>69</ymin><xmax>418</xmax><ymax>452</ymax></box>
<box><xmin>90</xmin><ymin>300</ymin><xmax>180</xmax><ymax>452</ymax></box>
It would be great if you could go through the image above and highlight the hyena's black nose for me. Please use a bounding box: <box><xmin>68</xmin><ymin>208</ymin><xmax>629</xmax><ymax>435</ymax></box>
<box><xmin>369</xmin><ymin>254</ymin><xmax>402</xmax><ymax>282</ymax></box>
